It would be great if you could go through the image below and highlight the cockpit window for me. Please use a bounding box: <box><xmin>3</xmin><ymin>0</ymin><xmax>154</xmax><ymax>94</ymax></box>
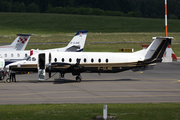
<box><xmin>26</xmin><ymin>56</ymin><xmax>31</xmax><ymax>61</ymax></box>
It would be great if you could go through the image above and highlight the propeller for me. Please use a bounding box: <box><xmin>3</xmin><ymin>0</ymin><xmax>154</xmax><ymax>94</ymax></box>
<box><xmin>48</xmin><ymin>53</ymin><xmax>52</xmax><ymax>78</ymax></box>
<box><xmin>76</xmin><ymin>58</ymin><xmax>81</xmax><ymax>65</ymax></box>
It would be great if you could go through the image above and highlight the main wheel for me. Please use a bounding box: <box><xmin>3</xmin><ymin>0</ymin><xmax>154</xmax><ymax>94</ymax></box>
<box><xmin>76</xmin><ymin>76</ymin><xmax>81</xmax><ymax>83</ymax></box>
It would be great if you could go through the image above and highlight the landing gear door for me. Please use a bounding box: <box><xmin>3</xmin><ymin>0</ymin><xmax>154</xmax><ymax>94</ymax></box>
<box><xmin>38</xmin><ymin>53</ymin><xmax>46</xmax><ymax>80</ymax></box>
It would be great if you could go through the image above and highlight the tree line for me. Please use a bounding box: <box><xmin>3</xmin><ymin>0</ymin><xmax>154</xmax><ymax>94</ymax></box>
<box><xmin>0</xmin><ymin>0</ymin><xmax>180</xmax><ymax>19</ymax></box>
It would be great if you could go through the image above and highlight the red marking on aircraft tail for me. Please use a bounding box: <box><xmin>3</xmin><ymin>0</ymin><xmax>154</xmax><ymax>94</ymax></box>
<box><xmin>19</xmin><ymin>37</ymin><xmax>27</xmax><ymax>44</ymax></box>
<box><xmin>24</xmin><ymin>38</ymin><xmax>27</xmax><ymax>41</ymax></box>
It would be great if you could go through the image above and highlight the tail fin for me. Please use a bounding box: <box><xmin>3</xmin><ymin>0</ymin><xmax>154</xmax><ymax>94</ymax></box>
<box><xmin>0</xmin><ymin>34</ymin><xmax>31</xmax><ymax>50</ymax></box>
<box><xmin>141</xmin><ymin>37</ymin><xmax>173</xmax><ymax>63</ymax></box>
<box><xmin>65</xmin><ymin>30</ymin><xmax>88</xmax><ymax>52</ymax></box>
<box><xmin>12</xmin><ymin>34</ymin><xmax>32</xmax><ymax>50</ymax></box>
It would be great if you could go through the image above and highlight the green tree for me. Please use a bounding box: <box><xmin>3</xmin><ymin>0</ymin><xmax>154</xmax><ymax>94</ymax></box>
<box><xmin>18</xmin><ymin>2</ymin><xmax>26</xmax><ymax>12</ymax></box>
<box><xmin>46</xmin><ymin>4</ymin><xmax>53</xmax><ymax>13</ymax></box>
<box><xmin>12</xmin><ymin>2</ymin><xmax>19</xmax><ymax>12</ymax></box>
<box><xmin>3</xmin><ymin>1</ymin><xmax>12</xmax><ymax>12</ymax></box>
<box><xmin>170</xmin><ymin>14</ymin><xmax>178</xmax><ymax>19</ymax></box>
<box><xmin>27</xmin><ymin>2</ymin><xmax>40</xmax><ymax>13</ymax></box>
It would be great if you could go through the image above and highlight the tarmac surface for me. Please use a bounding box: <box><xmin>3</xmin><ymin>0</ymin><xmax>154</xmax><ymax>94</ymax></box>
<box><xmin>0</xmin><ymin>61</ymin><xmax>179</xmax><ymax>104</ymax></box>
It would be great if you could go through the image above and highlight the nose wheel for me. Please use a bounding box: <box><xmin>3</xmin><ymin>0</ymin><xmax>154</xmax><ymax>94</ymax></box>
<box><xmin>76</xmin><ymin>75</ymin><xmax>82</xmax><ymax>83</ymax></box>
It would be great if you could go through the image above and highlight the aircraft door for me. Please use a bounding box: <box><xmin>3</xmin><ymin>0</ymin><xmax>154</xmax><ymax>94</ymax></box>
<box><xmin>38</xmin><ymin>53</ymin><xmax>46</xmax><ymax>80</ymax></box>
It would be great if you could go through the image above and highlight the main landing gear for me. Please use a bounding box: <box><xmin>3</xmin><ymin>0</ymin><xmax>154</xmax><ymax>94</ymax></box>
<box><xmin>59</xmin><ymin>72</ymin><xmax>65</xmax><ymax>79</ymax></box>
<box><xmin>76</xmin><ymin>75</ymin><xmax>82</xmax><ymax>83</ymax></box>
<box><xmin>60</xmin><ymin>72</ymin><xmax>82</xmax><ymax>83</ymax></box>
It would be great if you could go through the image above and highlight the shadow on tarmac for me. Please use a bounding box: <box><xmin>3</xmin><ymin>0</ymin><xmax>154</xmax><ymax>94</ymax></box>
<box><xmin>0</xmin><ymin>78</ymin><xmax>140</xmax><ymax>84</ymax></box>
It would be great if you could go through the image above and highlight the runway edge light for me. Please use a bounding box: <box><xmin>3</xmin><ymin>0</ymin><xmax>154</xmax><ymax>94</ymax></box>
<box><xmin>103</xmin><ymin>105</ymin><xmax>107</xmax><ymax>120</ymax></box>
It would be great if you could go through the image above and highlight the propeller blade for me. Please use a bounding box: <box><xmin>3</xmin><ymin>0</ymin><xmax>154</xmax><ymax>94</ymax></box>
<box><xmin>49</xmin><ymin>71</ymin><xmax>51</xmax><ymax>78</ymax></box>
<box><xmin>48</xmin><ymin>65</ymin><xmax>51</xmax><ymax>78</ymax></box>
<box><xmin>48</xmin><ymin>53</ymin><xmax>52</xmax><ymax>78</ymax></box>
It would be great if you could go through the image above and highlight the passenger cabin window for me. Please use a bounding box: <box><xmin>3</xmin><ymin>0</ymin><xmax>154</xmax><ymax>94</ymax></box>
<box><xmin>62</xmin><ymin>58</ymin><xmax>65</xmax><ymax>62</ymax></box>
<box><xmin>98</xmin><ymin>58</ymin><xmax>101</xmax><ymax>63</ymax></box>
<box><xmin>5</xmin><ymin>54</ymin><xmax>7</xmax><ymax>57</ymax></box>
<box><xmin>91</xmin><ymin>58</ymin><xmax>94</xmax><ymax>63</ymax></box>
<box><xmin>69</xmin><ymin>58</ymin><xmax>72</xmax><ymax>62</ymax></box>
<box><xmin>84</xmin><ymin>58</ymin><xmax>87</xmax><ymax>63</ymax></box>
<box><xmin>54</xmin><ymin>58</ymin><xmax>57</xmax><ymax>62</ymax></box>
<box><xmin>17</xmin><ymin>53</ymin><xmax>20</xmax><ymax>57</ymax></box>
<box><xmin>11</xmin><ymin>54</ymin><xmax>13</xmax><ymax>57</ymax></box>
<box><xmin>106</xmin><ymin>59</ymin><xmax>109</xmax><ymax>63</ymax></box>
<box><xmin>25</xmin><ymin>54</ymin><xmax>27</xmax><ymax>57</ymax></box>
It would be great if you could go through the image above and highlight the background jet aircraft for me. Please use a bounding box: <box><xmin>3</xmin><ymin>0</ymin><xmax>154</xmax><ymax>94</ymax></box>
<box><xmin>0</xmin><ymin>34</ymin><xmax>32</xmax><ymax>51</ymax></box>
<box><xmin>7</xmin><ymin>36</ymin><xmax>173</xmax><ymax>82</ymax></box>
<box><xmin>1</xmin><ymin>30</ymin><xmax>87</xmax><ymax>65</ymax></box>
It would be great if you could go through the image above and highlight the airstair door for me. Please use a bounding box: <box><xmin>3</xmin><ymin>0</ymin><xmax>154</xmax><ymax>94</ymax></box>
<box><xmin>38</xmin><ymin>53</ymin><xmax>46</xmax><ymax>80</ymax></box>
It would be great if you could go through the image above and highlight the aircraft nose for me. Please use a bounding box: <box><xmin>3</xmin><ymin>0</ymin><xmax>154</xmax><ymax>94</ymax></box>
<box><xmin>5</xmin><ymin>65</ymin><xmax>9</xmax><ymax>69</ymax></box>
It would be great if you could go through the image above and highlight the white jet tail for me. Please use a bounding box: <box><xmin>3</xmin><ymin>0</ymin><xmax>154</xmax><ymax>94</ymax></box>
<box><xmin>46</xmin><ymin>30</ymin><xmax>88</xmax><ymax>52</ymax></box>
<box><xmin>65</xmin><ymin>30</ymin><xmax>88</xmax><ymax>52</ymax></box>
<box><xmin>13</xmin><ymin>34</ymin><xmax>32</xmax><ymax>50</ymax></box>
<box><xmin>0</xmin><ymin>34</ymin><xmax>32</xmax><ymax>51</ymax></box>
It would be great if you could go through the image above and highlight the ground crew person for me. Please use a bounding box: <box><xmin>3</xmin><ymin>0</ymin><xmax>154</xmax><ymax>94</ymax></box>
<box><xmin>10</xmin><ymin>70</ymin><xmax>16</xmax><ymax>82</ymax></box>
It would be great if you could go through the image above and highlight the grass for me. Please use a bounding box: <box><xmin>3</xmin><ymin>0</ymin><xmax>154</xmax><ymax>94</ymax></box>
<box><xmin>0</xmin><ymin>13</ymin><xmax>180</xmax><ymax>34</ymax></box>
<box><xmin>2</xmin><ymin>32</ymin><xmax>180</xmax><ymax>43</ymax></box>
<box><xmin>0</xmin><ymin>103</ymin><xmax>179</xmax><ymax>120</ymax></box>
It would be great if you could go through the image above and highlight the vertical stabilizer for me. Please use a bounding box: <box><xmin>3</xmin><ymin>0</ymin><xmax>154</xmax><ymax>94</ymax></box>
<box><xmin>14</xmin><ymin>34</ymin><xmax>32</xmax><ymax>50</ymax></box>
<box><xmin>65</xmin><ymin>30</ymin><xmax>88</xmax><ymax>52</ymax></box>
<box><xmin>143</xmin><ymin>37</ymin><xmax>173</xmax><ymax>63</ymax></box>
<box><xmin>0</xmin><ymin>34</ymin><xmax>31</xmax><ymax>51</ymax></box>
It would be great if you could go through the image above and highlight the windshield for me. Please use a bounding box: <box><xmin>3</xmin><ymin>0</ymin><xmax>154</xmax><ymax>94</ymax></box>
<box><xmin>26</xmin><ymin>56</ymin><xmax>31</xmax><ymax>61</ymax></box>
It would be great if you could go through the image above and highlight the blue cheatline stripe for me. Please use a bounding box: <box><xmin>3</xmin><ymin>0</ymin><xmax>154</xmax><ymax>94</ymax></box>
<box><xmin>75</xmin><ymin>30</ymin><xmax>88</xmax><ymax>36</ymax></box>
<box><xmin>5</xmin><ymin>59</ymin><xmax>26</xmax><ymax>66</ymax></box>
<box><xmin>5</xmin><ymin>62</ymin><xmax>14</xmax><ymax>66</ymax></box>
<box><xmin>77</xmin><ymin>48</ymin><xmax>83</xmax><ymax>52</ymax></box>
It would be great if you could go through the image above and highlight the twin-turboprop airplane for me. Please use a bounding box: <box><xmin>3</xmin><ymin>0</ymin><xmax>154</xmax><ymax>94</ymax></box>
<box><xmin>1</xmin><ymin>30</ymin><xmax>87</xmax><ymax>65</ymax></box>
<box><xmin>7</xmin><ymin>36</ymin><xmax>173</xmax><ymax>82</ymax></box>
